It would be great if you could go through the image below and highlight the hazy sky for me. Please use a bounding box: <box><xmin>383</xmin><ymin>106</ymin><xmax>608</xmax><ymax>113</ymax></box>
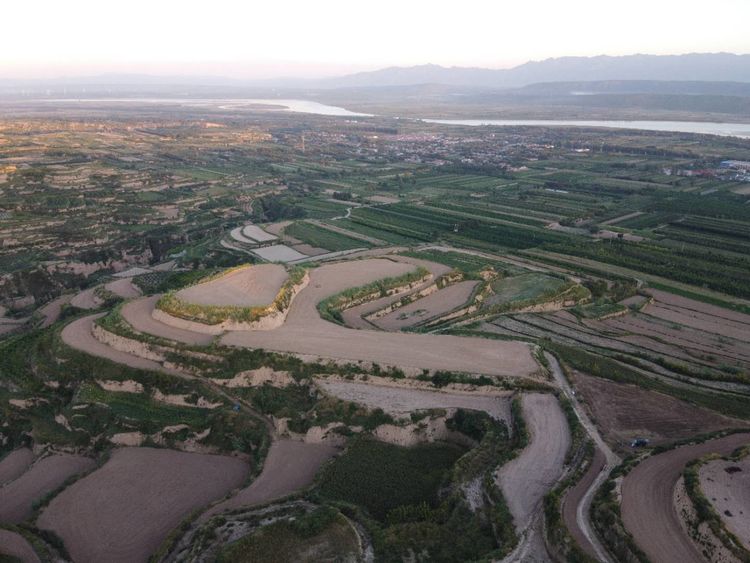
<box><xmin>3</xmin><ymin>0</ymin><xmax>749</xmax><ymax>78</ymax></box>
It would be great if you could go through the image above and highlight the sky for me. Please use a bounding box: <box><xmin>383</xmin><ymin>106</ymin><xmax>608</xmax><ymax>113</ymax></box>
<box><xmin>2</xmin><ymin>0</ymin><xmax>749</xmax><ymax>79</ymax></box>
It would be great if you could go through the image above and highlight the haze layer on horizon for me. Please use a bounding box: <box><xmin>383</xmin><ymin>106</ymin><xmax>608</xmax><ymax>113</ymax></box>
<box><xmin>3</xmin><ymin>0</ymin><xmax>749</xmax><ymax>80</ymax></box>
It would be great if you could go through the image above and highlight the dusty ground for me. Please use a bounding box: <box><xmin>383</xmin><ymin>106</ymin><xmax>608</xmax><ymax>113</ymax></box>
<box><xmin>318</xmin><ymin>379</ymin><xmax>512</xmax><ymax>426</ymax></box>
<box><xmin>222</xmin><ymin>259</ymin><xmax>537</xmax><ymax>377</ymax></box>
<box><xmin>38</xmin><ymin>294</ymin><xmax>72</xmax><ymax>328</ymax></box>
<box><xmin>571</xmin><ymin>371</ymin><xmax>744</xmax><ymax>450</ymax></box>
<box><xmin>176</xmin><ymin>264</ymin><xmax>287</xmax><ymax>307</ymax></box>
<box><xmin>699</xmin><ymin>457</ymin><xmax>750</xmax><ymax>550</ymax></box>
<box><xmin>0</xmin><ymin>453</ymin><xmax>95</xmax><ymax>523</ymax></box>
<box><xmin>374</xmin><ymin>280</ymin><xmax>479</xmax><ymax>330</ymax></box>
<box><xmin>0</xmin><ymin>448</ymin><xmax>34</xmax><ymax>486</ymax></box>
<box><xmin>561</xmin><ymin>447</ymin><xmax>606</xmax><ymax>559</ymax></box>
<box><xmin>0</xmin><ymin>529</ymin><xmax>40</xmax><ymax>563</ymax></box>
<box><xmin>70</xmin><ymin>287</ymin><xmax>103</xmax><ymax>310</ymax></box>
<box><xmin>37</xmin><ymin>448</ymin><xmax>248</xmax><ymax>563</ymax></box>
<box><xmin>201</xmin><ymin>439</ymin><xmax>338</xmax><ymax>522</ymax></box>
<box><xmin>61</xmin><ymin>314</ymin><xmax>178</xmax><ymax>375</ymax></box>
<box><xmin>251</xmin><ymin>244</ymin><xmax>308</xmax><ymax>263</ymax></box>
<box><xmin>621</xmin><ymin>433</ymin><xmax>750</xmax><ymax>563</ymax></box>
<box><xmin>496</xmin><ymin>393</ymin><xmax>570</xmax><ymax>531</ymax></box>
<box><xmin>104</xmin><ymin>278</ymin><xmax>141</xmax><ymax>299</ymax></box>
<box><xmin>241</xmin><ymin>224</ymin><xmax>277</xmax><ymax>242</ymax></box>
<box><xmin>121</xmin><ymin>295</ymin><xmax>214</xmax><ymax>345</ymax></box>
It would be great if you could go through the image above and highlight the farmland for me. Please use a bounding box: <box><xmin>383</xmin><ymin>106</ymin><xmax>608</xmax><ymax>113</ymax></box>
<box><xmin>1</xmin><ymin>99</ymin><xmax>749</xmax><ymax>562</ymax></box>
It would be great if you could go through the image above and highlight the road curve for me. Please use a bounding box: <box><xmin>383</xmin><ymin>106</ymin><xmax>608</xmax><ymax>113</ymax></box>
<box><xmin>621</xmin><ymin>432</ymin><xmax>750</xmax><ymax>563</ymax></box>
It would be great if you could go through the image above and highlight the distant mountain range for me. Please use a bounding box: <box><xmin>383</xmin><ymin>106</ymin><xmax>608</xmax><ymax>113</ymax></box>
<box><xmin>2</xmin><ymin>53</ymin><xmax>750</xmax><ymax>97</ymax></box>
<box><xmin>320</xmin><ymin>53</ymin><xmax>750</xmax><ymax>89</ymax></box>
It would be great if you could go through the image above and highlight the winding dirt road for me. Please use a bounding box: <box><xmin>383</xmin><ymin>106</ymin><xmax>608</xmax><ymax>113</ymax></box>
<box><xmin>621</xmin><ymin>432</ymin><xmax>750</xmax><ymax>563</ymax></box>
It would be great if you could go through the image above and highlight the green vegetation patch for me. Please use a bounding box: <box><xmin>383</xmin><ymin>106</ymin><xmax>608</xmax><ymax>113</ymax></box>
<box><xmin>217</xmin><ymin>507</ymin><xmax>360</xmax><ymax>563</ymax></box>
<box><xmin>284</xmin><ymin>222</ymin><xmax>366</xmax><ymax>252</ymax></box>
<box><xmin>317</xmin><ymin>438</ymin><xmax>464</xmax><ymax>521</ymax></box>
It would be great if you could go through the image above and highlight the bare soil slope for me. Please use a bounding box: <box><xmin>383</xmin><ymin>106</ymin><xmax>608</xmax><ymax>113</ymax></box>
<box><xmin>38</xmin><ymin>447</ymin><xmax>248</xmax><ymax>563</ymax></box>
<box><xmin>0</xmin><ymin>453</ymin><xmax>95</xmax><ymax>523</ymax></box>
<box><xmin>699</xmin><ymin>457</ymin><xmax>750</xmax><ymax>550</ymax></box>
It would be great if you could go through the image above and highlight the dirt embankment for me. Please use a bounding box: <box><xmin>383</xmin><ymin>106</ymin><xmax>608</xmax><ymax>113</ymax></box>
<box><xmin>200</xmin><ymin>439</ymin><xmax>338</xmax><ymax>522</ymax></box>
<box><xmin>37</xmin><ymin>447</ymin><xmax>248</xmax><ymax>563</ymax></box>
<box><xmin>70</xmin><ymin>287</ymin><xmax>103</xmax><ymax>310</ymax></box>
<box><xmin>699</xmin><ymin>456</ymin><xmax>750</xmax><ymax>550</ymax></box>
<box><xmin>0</xmin><ymin>448</ymin><xmax>34</xmax><ymax>485</ymax></box>
<box><xmin>222</xmin><ymin>259</ymin><xmax>537</xmax><ymax>377</ymax></box>
<box><xmin>0</xmin><ymin>453</ymin><xmax>95</xmax><ymax>524</ymax></box>
<box><xmin>621</xmin><ymin>433</ymin><xmax>750</xmax><ymax>563</ymax></box>
<box><xmin>317</xmin><ymin>379</ymin><xmax>512</xmax><ymax>426</ymax></box>
<box><xmin>121</xmin><ymin>295</ymin><xmax>214</xmax><ymax>346</ymax></box>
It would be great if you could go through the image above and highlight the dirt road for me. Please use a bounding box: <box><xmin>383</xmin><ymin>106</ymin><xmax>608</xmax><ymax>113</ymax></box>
<box><xmin>621</xmin><ymin>432</ymin><xmax>750</xmax><ymax>563</ymax></box>
<box><xmin>497</xmin><ymin>393</ymin><xmax>570</xmax><ymax>562</ymax></box>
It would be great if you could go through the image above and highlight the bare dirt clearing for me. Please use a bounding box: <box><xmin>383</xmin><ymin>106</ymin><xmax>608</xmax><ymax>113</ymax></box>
<box><xmin>222</xmin><ymin>259</ymin><xmax>537</xmax><ymax>377</ymax></box>
<box><xmin>374</xmin><ymin>280</ymin><xmax>479</xmax><ymax>330</ymax></box>
<box><xmin>175</xmin><ymin>264</ymin><xmax>287</xmax><ymax>307</ymax></box>
<box><xmin>70</xmin><ymin>287</ymin><xmax>103</xmax><ymax>310</ymax></box>
<box><xmin>0</xmin><ymin>529</ymin><xmax>40</xmax><ymax>563</ymax></box>
<box><xmin>104</xmin><ymin>278</ymin><xmax>141</xmax><ymax>299</ymax></box>
<box><xmin>496</xmin><ymin>393</ymin><xmax>570</xmax><ymax>531</ymax></box>
<box><xmin>251</xmin><ymin>244</ymin><xmax>308</xmax><ymax>263</ymax></box>
<box><xmin>37</xmin><ymin>447</ymin><xmax>248</xmax><ymax>563</ymax></box>
<box><xmin>699</xmin><ymin>457</ymin><xmax>750</xmax><ymax>550</ymax></box>
<box><xmin>121</xmin><ymin>295</ymin><xmax>214</xmax><ymax>345</ymax></box>
<box><xmin>571</xmin><ymin>371</ymin><xmax>744</xmax><ymax>450</ymax></box>
<box><xmin>201</xmin><ymin>439</ymin><xmax>338</xmax><ymax>521</ymax></box>
<box><xmin>0</xmin><ymin>448</ymin><xmax>34</xmax><ymax>486</ymax></box>
<box><xmin>621</xmin><ymin>433</ymin><xmax>750</xmax><ymax>563</ymax></box>
<box><xmin>0</xmin><ymin>453</ymin><xmax>94</xmax><ymax>523</ymax></box>
<box><xmin>318</xmin><ymin>379</ymin><xmax>512</xmax><ymax>425</ymax></box>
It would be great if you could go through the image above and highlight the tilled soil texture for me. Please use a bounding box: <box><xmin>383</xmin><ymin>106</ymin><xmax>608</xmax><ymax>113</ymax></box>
<box><xmin>0</xmin><ymin>453</ymin><xmax>95</xmax><ymax>523</ymax></box>
<box><xmin>37</xmin><ymin>447</ymin><xmax>248</xmax><ymax>563</ymax></box>
<box><xmin>699</xmin><ymin>456</ymin><xmax>750</xmax><ymax>550</ymax></box>
<box><xmin>0</xmin><ymin>529</ymin><xmax>40</xmax><ymax>563</ymax></box>
<box><xmin>621</xmin><ymin>433</ymin><xmax>750</xmax><ymax>563</ymax></box>
<box><xmin>572</xmin><ymin>371</ymin><xmax>744</xmax><ymax>450</ymax></box>
<box><xmin>222</xmin><ymin>259</ymin><xmax>537</xmax><ymax>377</ymax></box>
<box><xmin>175</xmin><ymin>264</ymin><xmax>287</xmax><ymax>307</ymax></box>
<box><xmin>0</xmin><ymin>448</ymin><xmax>34</xmax><ymax>486</ymax></box>
<box><xmin>200</xmin><ymin>439</ymin><xmax>338</xmax><ymax>522</ymax></box>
